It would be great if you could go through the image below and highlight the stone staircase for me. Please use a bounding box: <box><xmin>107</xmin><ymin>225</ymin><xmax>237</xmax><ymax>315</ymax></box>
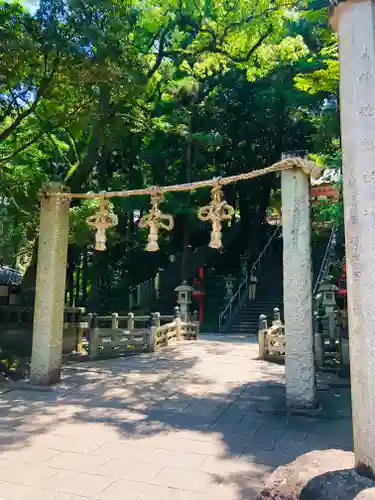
<box><xmin>228</xmin><ymin>231</ymin><xmax>332</xmax><ymax>335</ymax></box>
<box><xmin>230</xmin><ymin>297</ymin><xmax>283</xmax><ymax>335</ymax></box>
<box><xmin>202</xmin><ymin>253</ymin><xmax>244</xmax><ymax>332</ymax></box>
<box><xmin>229</xmin><ymin>250</ymin><xmax>283</xmax><ymax>335</ymax></box>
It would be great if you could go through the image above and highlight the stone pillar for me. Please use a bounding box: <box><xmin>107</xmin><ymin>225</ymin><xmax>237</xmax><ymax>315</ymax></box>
<box><xmin>30</xmin><ymin>183</ymin><xmax>70</xmax><ymax>385</ymax></box>
<box><xmin>281</xmin><ymin>167</ymin><xmax>316</xmax><ymax>408</ymax></box>
<box><xmin>174</xmin><ymin>306</ymin><xmax>182</xmax><ymax>341</ymax></box>
<box><xmin>258</xmin><ymin>314</ymin><xmax>268</xmax><ymax>361</ymax></box>
<box><xmin>330</xmin><ymin>0</ymin><xmax>375</xmax><ymax>479</ymax></box>
<box><xmin>127</xmin><ymin>312</ymin><xmax>134</xmax><ymax>332</ymax></box>
<box><xmin>111</xmin><ymin>312</ymin><xmax>119</xmax><ymax>329</ymax></box>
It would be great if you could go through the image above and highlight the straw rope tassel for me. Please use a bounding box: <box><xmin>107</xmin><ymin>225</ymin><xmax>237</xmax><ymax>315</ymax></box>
<box><xmin>86</xmin><ymin>193</ymin><xmax>118</xmax><ymax>251</ymax></box>
<box><xmin>198</xmin><ymin>183</ymin><xmax>235</xmax><ymax>249</ymax></box>
<box><xmin>139</xmin><ymin>189</ymin><xmax>174</xmax><ymax>251</ymax></box>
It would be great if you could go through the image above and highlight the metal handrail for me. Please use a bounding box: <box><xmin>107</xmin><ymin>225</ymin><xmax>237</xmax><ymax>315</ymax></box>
<box><xmin>313</xmin><ymin>227</ymin><xmax>336</xmax><ymax>296</ymax></box>
<box><xmin>218</xmin><ymin>225</ymin><xmax>282</xmax><ymax>332</ymax></box>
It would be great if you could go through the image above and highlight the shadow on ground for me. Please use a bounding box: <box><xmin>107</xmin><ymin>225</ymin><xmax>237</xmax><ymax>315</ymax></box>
<box><xmin>0</xmin><ymin>335</ymin><xmax>353</xmax><ymax>499</ymax></box>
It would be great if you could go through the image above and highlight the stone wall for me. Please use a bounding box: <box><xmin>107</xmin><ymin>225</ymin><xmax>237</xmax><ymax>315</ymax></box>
<box><xmin>0</xmin><ymin>306</ymin><xmax>86</xmax><ymax>356</ymax></box>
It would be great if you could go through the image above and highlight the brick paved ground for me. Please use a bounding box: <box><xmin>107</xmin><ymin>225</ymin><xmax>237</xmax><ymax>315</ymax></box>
<box><xmin>0</xmin><ymin>335</ymin><xmax>353</xmax><ymax>499</ymax></box>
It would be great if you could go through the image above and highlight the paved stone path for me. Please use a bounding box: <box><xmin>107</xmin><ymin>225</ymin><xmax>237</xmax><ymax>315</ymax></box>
<box><xmin>0</xmin><ymin>335</ymin><xmax>353</xmax><ymax>499</ymax></box>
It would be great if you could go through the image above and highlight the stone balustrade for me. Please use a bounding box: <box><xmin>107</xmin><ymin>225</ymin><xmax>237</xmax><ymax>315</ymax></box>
<box><xmin>258</xmin><ymin>308</ymin><xmax>285</xmax><ymax>362</ymax></box>
<box><xmin>89</xmin><ymin>307</ymin><xmax>199</xmax><ymax>359</ymax></box>
<box><xmin>0</xmin><ymin>304</ymin><xmax>199</xmax><ymax>360</ymax></box>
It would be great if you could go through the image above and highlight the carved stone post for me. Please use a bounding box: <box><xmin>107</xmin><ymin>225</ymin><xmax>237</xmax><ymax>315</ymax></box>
<box><xmin>272</xmin><ymin>307</ymin><xmax>282</xmax><ymax>326</ymax></box>
<box><xmin>258</xmin><ymin>314</ymin><xmax>268</xmax><ymax>361</ymax></box>
<box><xmin>76</xmin><ymin>307</ymin><xmax>86</xmax><ymax>354</ymax></box>
<box><xmin>30</xmin><ymin>183</ymin><xmax>70</xmax><ymax>385</ymax></box>
<box><xmin>313</xmin><ymin>310</ymin><xmax>324</xmax><ymax>370</ymax></box>
<box><xmin>148</xmin><ymin>312</ymin><xmax>159</xmax><ymax>352</ymax></box>
<box><xmin>330</xmin><ymin>0</ymin><xmax>375</xmax><ymax>478</ymax></box>
<box><xmin>154</xmin><ymin>311</ymin><xmax>161</xmax><ymax>328</ymax></box>
<box><xmin>89</xmin><ymin>315</ymin><xmax>100</xmax><ymax>359</ymax></box>
<box><xmin>127</xmin><ymin>312</ymin><xmax>134</xmax><ymax>332</ymax></box>
<box><xmin>111</xmin><ymin>312</ymin><xmax>119</xmax><ymax>329</ymax></box>
<box><xmin>174</xmin><ymin>306</ymin><xmax>182</xmax><ymax>341</ymax></box>
<box><xmin>281</xmin><ymin>164</ymin><xmax>316</xmax><ymax>408</ymax></box>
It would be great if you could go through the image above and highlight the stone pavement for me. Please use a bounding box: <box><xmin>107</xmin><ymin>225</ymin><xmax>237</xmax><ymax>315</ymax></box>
<box><xmin>0</xmin><ymin>335</ymin><xmax>353</xmax><ymax>500</ymax></box>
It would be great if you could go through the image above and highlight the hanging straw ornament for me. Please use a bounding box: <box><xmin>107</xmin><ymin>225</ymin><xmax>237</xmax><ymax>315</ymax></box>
<box><xmin>86</xmin><ymin>193</ymin><xmax>118</xmax><ymax>251</ymax></box>
<box><xmin>139</xmin><ymin>188</ymin><xmax>174</xmax><ymax>251</ymax></box>
<box><xmin>198</xmin><ymin>182</ymin><xmax>235</xmax><ymax>249</ymax></box>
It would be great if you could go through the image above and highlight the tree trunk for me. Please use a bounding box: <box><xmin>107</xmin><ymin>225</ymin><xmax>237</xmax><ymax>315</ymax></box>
<box><xmin>82</xmin><ymin>244</ymin><xmax>88</xmax><ymax>305</ymax></box>
<box><xmin>181</xmin><ymin>111</ymin><xmax>193</xmax><ymax>281</ymax></box>
<box><xmin>75</xmin><ymin>251</ymin><xmax>81</xmax><ymax>306</ymax></box>
<box><xmin>66</xmin><ymin>247</ymin><xmax>75</xmax><ymax>306</ymax></box>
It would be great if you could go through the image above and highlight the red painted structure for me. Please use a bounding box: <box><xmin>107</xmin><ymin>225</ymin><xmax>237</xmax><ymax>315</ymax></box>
<box><xmin>337</xmin><ymin>263</ymin><xmax>347</xmax><ymax>297</ymax></box>
<box><xmin>192</xmin><ymin>271</ymin><xmax>205</xmax><ymax>325</ymax></box>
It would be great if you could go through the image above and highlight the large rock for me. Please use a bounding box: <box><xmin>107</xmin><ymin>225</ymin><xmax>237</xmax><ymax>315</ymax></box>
<box><xmin>256</xmin><ymin>449</ymin><xmax>375</xmax><ymax>500</ymax></box>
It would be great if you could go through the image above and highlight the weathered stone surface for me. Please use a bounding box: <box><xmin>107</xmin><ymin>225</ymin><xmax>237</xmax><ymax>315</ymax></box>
<box><xmin>331</xmin><ymin>0</ymin><xmax>375</xmax><ymax>478</ymax></box>
<box><xmin>257</xmin><ymin>450</ymin><xmax>375</xmax><ymax>500</ymax></box>
<box><xmin>281</xmin><ymin>167</ymin><xmax>315</xmax><ymax>409</ymax></box>
<box><xmin>30</xmin><ymin>183</ymin><xmax>70</xmax><ymax>385</ymax></box>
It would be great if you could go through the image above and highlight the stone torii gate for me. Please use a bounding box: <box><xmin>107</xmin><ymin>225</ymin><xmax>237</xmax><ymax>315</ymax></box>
<box><xmin>28</xmin><ymin>0</ymin><xmax>375</xmax><ymax>481</ymax></box>
<box><xmin>29</xmin><ymin>162</ymin><xmax>319</xmax><ymax>413</ymax></box>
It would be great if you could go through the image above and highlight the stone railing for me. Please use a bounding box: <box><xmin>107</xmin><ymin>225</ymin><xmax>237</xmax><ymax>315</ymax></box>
<box><xmin>0</xmin><ymin>305</ymin><xmax>200</xmax><ymax>360</ymax></box>
<box><xmin>0</xmin><ymin>305</ymin><xmax>87</xmax><ymax>355</ymax></box>
<box><xmin>89</xmin><ymin>308</ymin><xmax>199</xmax><ymax>359</ymax></box>
<box><xmin>258</xmin><ymin>307</ymin><xmax>285</xmax><ymax>361</ymax></box>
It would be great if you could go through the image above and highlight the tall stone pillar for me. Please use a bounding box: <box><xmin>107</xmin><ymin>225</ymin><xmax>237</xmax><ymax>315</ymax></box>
<box><xmin>330</xmin><ymin>0</ymin><xmax>375</xmax><ymax>479</ymax></box>
<box><xmin>281</xmin><ymin>167</ymin><xmax>316</xmax><ymax>408</ymax></box>
<box><xmin>30</xmin><ymin>183</ymin><xmax>70</xmax><ymax>385</ymax></box>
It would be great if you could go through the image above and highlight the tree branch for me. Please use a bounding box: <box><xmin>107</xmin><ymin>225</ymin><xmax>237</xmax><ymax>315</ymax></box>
<box><xmin>0</xmin><ymin>94</ymin><xmax>17</xmax><ymax>124</ymax></box>
<box><xmin>219</xmin><ymin>1</ymin><xmax>294</xmax><ymax>44</ymax></box>
<box><xmin>0</xmin><ymin>97</ymin><xmax>39</xmax><ymax>142</ymax></box>
<box><xmin>147</xmin><ymin>27</ymin><xmax>170</xmax><ymax>79</ymax></box>
<box><xmin>213</xmin><ymin>26</ymin><xmax>273</xmax><ymax>63</ymax></box>
<box><xmin>0</xmin><ymin>53</ymin><xmax>60</xmax><ymax>142</ymax></box>
<box><xmin>0</xmin><ymin>132</ymin><xmax>44</xmax><ymax>164</ymax></box>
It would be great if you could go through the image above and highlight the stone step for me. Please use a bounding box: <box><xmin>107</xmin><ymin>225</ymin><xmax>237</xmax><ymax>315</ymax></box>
<box><xmin>238</xmin><ymin>310</ymin><xmax>283</xmax><ymax>317</ymax></box>
<box><xmin>240</xmin><ymin>303</ymin><xmax>283</xmax><ymax>309</ymax></box>
<box><xmin>239</xmin><ymin>306</ymin><xmax>283</xmax><ymax>313</ymax></box>
<box><xmin>230</xmin><ymin>328</ymin><xmax>258</xmax><ymax>333</ymax></box>
<box><xmin>239</xmin><ymin>304</ymin><xmax>283</xmax><ymax>310</ymax></box>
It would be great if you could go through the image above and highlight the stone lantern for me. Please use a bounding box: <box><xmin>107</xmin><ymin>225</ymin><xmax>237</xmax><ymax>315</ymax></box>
<box><xmin>224</xmin><ymin>274</ymin><xmax>236</xmax><ymax>300</ymax></box>
<box><xmin>320</xmin><ymin>276</ymin><xmax>338</xmax><ymax>308</ymax></box>
<box><xmin>174</xmin><ymin>281</ymin><xmax>194</xmax><ymax>321</ymax></box>
<box><xmin>319</xmin><ymin>276</ymin><xmax>338</xmax><ymax>339</ymax></box>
